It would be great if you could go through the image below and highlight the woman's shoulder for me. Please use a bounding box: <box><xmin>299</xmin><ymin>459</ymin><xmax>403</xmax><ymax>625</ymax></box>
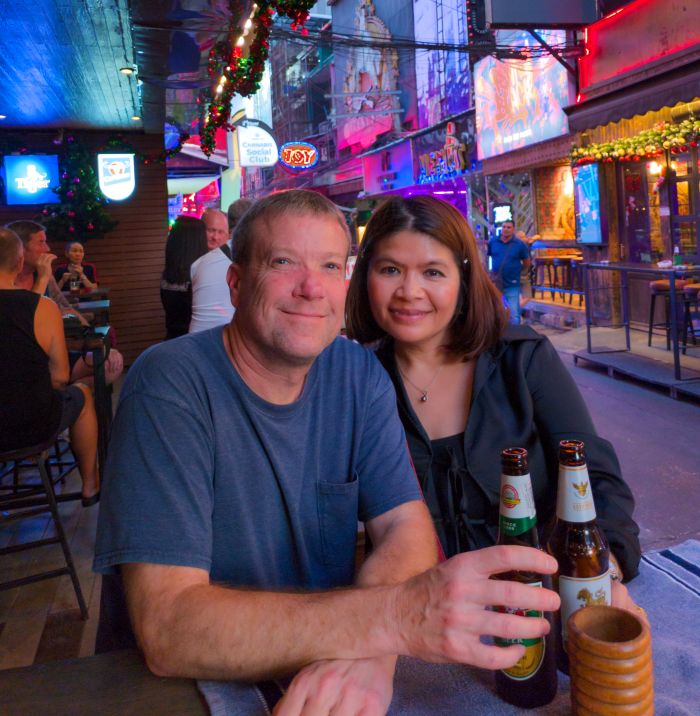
<box><xmin>501</xmin><ymin>325</ymin><xmax>545</xmax><ymax>344</ymax></box>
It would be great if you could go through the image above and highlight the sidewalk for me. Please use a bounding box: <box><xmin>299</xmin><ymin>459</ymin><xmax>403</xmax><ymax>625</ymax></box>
<box><xmin>532</xmin><ymin>323</ymin><xmax>700</xmax><ymax>402</ymax></box>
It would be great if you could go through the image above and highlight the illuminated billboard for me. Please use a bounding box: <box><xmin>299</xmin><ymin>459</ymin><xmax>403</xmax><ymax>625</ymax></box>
<box><xmin>3</xmin><ymin>155</ymin><xmax>61</xmax><ymax>205</ymax></box>
<box><xmin>474</xmin><ymin>29</ymin><xmax>573</xmax><ymax>160</ymax></box>
<box><xmin>573</xmin><ymin>163</ymin><xmax>606</xmax><ymax>245</ymax></box>
<box><xmin>414</xmin><ymin>0</ymin><xmax>471</xmax><ymax>128</ymax></box>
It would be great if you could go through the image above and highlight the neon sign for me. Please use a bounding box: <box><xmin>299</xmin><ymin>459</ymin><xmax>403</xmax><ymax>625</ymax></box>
<box><xmin>417</xmin><ymin>121</ymin><xmax>469</xmax><ymax>184</ymax></box>
<box><xmin>97</xmin><ymin>153</ymin><xmax>136</xmax><ymax>201</ymax></box>
<box><xmin>279</xmin><ymin>142</ymin><xmax>319</xmax><ymax>171</ymax></box>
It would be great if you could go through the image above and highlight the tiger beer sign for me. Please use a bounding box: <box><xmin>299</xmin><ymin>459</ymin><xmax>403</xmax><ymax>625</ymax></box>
<box><xmin>279</xmin><ymin>142</ymin><xmax>318</xmax><ymax>171</ymax></box>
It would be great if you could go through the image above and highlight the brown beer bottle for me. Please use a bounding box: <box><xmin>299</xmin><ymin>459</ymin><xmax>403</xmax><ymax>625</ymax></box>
<box><xmin>494</xmin><ymin>447</ymin><xmax>558</xmax><ymax>708</ymax></box>
<box><xmin>545</xmin><ymin>439</ymin><xmax>611</xmax><ymax>673</ymax></box>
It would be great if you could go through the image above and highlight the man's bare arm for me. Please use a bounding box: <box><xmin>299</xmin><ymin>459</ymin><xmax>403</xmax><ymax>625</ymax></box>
<box><xmin>123</xmin><ymin>543</ymin><xmax>559</xmax><ymax>682</ymax></box>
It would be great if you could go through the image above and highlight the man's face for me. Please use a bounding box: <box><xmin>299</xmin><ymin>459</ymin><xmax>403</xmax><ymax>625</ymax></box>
<box><xmin>500</xmin><ymin>221</ymin><xmax>515</xmax><ymax>241</ymax></box>
<box><xmin>23</xmin><ymin>230</ymin><xmax>50</xmax><ymax>268</ymax></box>
<box><xmin>228</xmin><ymin>212</ymin><xmax>348</xmax><ymax>370</ymax></box>
<box><xmin>204</xmin><ymin>212</ymin><xmax>229</xmax><ymax>250</ymax></box>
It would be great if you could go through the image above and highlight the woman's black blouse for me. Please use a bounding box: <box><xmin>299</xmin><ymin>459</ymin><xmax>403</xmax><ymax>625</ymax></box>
<box><xmin>375</xmin><ymin>325</ymin><xmax>642</xmax><ymax>581</ymax></box>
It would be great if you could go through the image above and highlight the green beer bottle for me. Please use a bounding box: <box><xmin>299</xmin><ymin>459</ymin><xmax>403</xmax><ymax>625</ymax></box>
<box><xmin>494</xmin><ymin>447</ymin><xmax>558</xmax><ymax>708</ymax></box>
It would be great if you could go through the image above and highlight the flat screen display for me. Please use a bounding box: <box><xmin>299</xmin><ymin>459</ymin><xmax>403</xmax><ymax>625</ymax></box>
<box><xmin>474</xmin><ymin>29</ymin><xmax>573</xmax><ymax>160</ymax></box>
<box><xmin>573</xmin><ymin>163</ymin><xmax>605</xmax><ymax>245</ymax></box>
<box><xmin>3</xmin><ymin>155</ymin><xmax>61</xmax><ymax>205</ymax></box>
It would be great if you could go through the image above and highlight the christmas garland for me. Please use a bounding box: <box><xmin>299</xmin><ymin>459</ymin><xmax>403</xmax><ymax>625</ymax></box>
<box><xmin>198</xmin><ymin>0</ymin><xmax>316</xmax><ymax>156</ymax></box>
<box><xmin>570</xmin><ymin>118</ymin><xmax>700</xmax><ymax>164</ymax></box>
<box><xmin>101</xmin><ymin>132</ymin><xmax>190</xmax><ymax>165</ymax></box>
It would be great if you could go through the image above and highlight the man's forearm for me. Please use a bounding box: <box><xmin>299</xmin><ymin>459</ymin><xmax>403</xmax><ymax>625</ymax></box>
<box><xmin>127</xmin><ymin>568</ymin><xmax>400</xmax><ymax>681</ymax></box>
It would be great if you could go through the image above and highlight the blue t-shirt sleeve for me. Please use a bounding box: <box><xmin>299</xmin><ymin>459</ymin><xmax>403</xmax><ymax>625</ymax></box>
<box><xmin>519</xmin><ymin>241</ymin><xmax>530</xmax><ymax>260</ymax></box>
<box><xmin>355</xmin><ymin>360</ymin><xmax>423</xmax><ymax>523</ymax></box>
<box><xmin>94</xmin><ymin>386</ymin><xmax>216</xmax><ymax>574</ymax></box>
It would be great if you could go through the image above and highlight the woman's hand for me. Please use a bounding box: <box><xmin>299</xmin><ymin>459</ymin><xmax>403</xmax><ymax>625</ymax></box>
<box><xmin>611</xmin><ymin>580</ymin><xmax>648</xmax><ymax>627</ymax></box>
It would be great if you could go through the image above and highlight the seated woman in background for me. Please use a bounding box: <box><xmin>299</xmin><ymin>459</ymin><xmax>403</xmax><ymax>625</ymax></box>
<box><xmin>160</xmin><ymin>216</ymin><xmax>208</xmax><ymax>340</ymax></box>
<box><xmin>0</xmin><ymin>228</ymin><xmax>99</xmax><ymax>506</ymax></box>
<box><xmin>345</xmin><ymin>195</ymin><xmax>641</xmax><ymax>603</ymax></box>
<box><xmin>54</xmin><ymin>240</ymin><xmax>99</xmax><ymax>292</ymax></box>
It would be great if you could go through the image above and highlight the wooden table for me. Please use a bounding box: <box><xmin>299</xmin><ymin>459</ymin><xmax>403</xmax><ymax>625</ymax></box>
<box><xmin>0</xmin><ymin>649</ymin><xmax>208</xmax><ymax>716</ymax></box>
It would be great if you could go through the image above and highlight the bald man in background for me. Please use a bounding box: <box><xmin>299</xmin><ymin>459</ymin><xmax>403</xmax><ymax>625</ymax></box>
<box><xmin>189</xmin><ymin>209</ymin><xmax>234</xmax><ymax>333</ymax></box>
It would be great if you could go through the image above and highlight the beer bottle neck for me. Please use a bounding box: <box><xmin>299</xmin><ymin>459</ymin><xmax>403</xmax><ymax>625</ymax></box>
<box><xmin>498</xmin><ymin>470</ymin><xmax>538</xmax><ymax>541</ymax></box>
<box><xmin>555</xmin><ymin>462</ymin><xmax>598</xmax><ymax>522</ymax></box>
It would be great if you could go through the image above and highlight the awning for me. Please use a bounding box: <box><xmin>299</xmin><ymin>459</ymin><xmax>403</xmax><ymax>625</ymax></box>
<box><xmin>565</xmin><ymin>60</ymin><xmax>700</xmax><ymax>132</ymax></box>
<box><xmin>167</xmin><ymin>175</ymin><xmax>219</xmax><ymax>196</ymax></box>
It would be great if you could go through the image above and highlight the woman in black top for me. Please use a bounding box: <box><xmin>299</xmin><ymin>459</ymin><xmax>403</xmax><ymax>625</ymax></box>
<box><xmin>345</xmin><ymin>195</ymin><xmax>641</xmax><ymax>607</ymax></box>
<box><xmin>160</xmin><ymin>216</ymin><xmax>208</xmax><ymax>339</ymax></box>
<box><xmin>0</xmin><ymin>228</ymin><xmax>100</xmax><ymax>505</ymax></box>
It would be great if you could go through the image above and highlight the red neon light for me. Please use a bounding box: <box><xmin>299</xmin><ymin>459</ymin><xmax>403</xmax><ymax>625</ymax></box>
<box><xmin>580</xmin><ymin>0</ymin><xmax>700</xmax><ymax>91</ymax></box>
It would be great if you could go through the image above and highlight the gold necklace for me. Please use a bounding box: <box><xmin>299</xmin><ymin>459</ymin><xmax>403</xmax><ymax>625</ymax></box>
<box><xmin>396</xmin><ymin>362</ymin><xmax>445</xmax><ymax>403</ymax></box>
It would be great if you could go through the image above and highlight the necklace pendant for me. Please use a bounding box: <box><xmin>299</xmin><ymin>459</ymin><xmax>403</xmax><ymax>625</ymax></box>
<box><xmin>419</xmin><ymin>393</ymin><xmax>428</xmax><ymax>402</ymax></box>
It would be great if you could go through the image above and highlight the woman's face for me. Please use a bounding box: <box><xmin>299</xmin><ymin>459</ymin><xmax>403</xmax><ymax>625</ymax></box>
<box><xmin>367</xmin><ymin>229</ymin><xmax>461</xmax><ymax>350</ymax></box>
<box><xmin>66</xmin><ymin>242</ymin><xmax>85</xmax><ymax>264</ymax></box>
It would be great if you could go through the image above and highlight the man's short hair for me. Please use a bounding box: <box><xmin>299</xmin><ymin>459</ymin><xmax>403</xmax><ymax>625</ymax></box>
<box><xmin>227</xmin><ymin>198</ymin><xmax>254</xmax><ymax>230</ymax></box>
<box><xmin>0</xmin><ymin>228</ymin><xmax>23</xmax><ymax>271</ymax></box>
<box><xmin>232</xmin><ymin>190</ymin><xmax>350</xmax><ymax>266</ymax></box>
<box><xmin>201</xmin><ymin>208</ymin><xmax>228</xmax><ymax>226</ymax></box>
<box><xmin>5</xmin><ymin>220</ymin><xmax>45</xmax><ymax>247</ymax></box>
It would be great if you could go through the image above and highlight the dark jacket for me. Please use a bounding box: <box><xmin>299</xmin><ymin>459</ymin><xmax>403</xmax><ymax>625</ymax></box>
<box><xmin>375</xmin><ymin>325</ymin><xmax>641</xmax><ymax>581</ymax></box>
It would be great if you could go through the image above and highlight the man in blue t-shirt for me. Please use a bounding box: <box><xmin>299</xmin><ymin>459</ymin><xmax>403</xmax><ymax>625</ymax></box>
<box><xmin>94</xmin><ymin>190</ymin><xmax>558</xmax><ymax>714</ymax></box>
<box><xmin>488</xmin><ymin>220</ymin><xmax>531</xmax><ymax>325</ymax></box>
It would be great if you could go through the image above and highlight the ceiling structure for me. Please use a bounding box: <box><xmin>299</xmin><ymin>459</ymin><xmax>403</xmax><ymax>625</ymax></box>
<box><xmin>0</xmin><ymin>0</ymin><xmax>235</xmax><ymax>137</ymax></box>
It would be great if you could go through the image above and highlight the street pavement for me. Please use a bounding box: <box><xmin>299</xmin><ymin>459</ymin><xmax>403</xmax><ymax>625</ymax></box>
<box><xmin>540</xmin><ymin>325</ymin><xmax>700</xmax><ymax>552</ymax></box>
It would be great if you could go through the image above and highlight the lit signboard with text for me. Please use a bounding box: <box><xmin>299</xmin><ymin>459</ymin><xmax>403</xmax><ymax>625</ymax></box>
<box><xmin>474</xmin><ymin>29</ymin><xmax>573</xmax><ymax>160</ymax></box>
<box><xmin>279</xmin><ymin>142</ymin><xmax>319</xmax><ymax>171</ymax></box>
<box><xmin>3</xmin><ymin>155</ymin><xmax>60</xmax><ymax>205</ymax></box>
<box><xmin>236</xmin><ymin>119</ymin><xmax>278</xmax><ymax>168</ymax></box>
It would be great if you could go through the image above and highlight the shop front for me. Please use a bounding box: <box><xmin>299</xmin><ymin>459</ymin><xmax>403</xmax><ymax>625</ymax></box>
<box><xmin>565</xmin><ymin>0</ymin><xmax>700</xmax><ymax>325</ymax></box>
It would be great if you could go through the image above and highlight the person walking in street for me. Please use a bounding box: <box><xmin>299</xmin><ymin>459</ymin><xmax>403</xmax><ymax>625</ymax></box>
<box><xmin>488</xmin><ymin>219</ymin><xmax>530</xmax><ymax>325</ymax></box>
<box><xmin>94</xmin><ymin>189</ymin><xmax>560</xmax><ymax>715</ymax></box>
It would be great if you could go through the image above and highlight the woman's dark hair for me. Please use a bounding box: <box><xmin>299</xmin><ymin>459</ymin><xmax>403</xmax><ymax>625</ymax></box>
<box><xmin>162</xmin><ymin>216</ymin><xmax>208</xmax><ymax>285</ymax></box>
<box><xmin>345</xmin><ymin>195</ymin><xmax>508</xmax><ymax>359</ymax></box>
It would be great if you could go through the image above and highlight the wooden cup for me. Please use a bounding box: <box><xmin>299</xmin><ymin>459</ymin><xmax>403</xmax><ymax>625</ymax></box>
<box><xmin>568</xmin><ymin>605</ymin><xmax>653</xmax><ymax>715</ymax></box>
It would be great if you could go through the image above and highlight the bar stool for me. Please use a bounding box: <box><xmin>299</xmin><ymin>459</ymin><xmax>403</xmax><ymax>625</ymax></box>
<box><xmin>0</xmin><ymin>439</ymin><xmax>88</xmax><ymax>619</ymax></box>
<box><xmin>647</xmin><ymin>279</ymin><xmax>688</xmax><ymax>350</ymax></box>
<box><xmin>682</xmin><ymin>283</ymin><xmax>700</xmax><ymax>354</ymax></box>
<box><xmin>552</xmin><ymin>257</ymin><xmax>572</xmax><ymax>303</ymax></box>
<box><xmin>569</xmin><ymin>258</ymin><xmax>584</xmax><ymax>306</ymax></box>
<box><xmin>532</xmin><ymin>257</ymin><xmax>554</xmax><ymax>300</ymax></box>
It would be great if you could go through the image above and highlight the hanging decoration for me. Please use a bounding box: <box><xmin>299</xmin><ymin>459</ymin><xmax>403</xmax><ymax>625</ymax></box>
<box><xmin>198</xmin><ymin>0</ymin><xmax>316</xmax><ymax>156</ymax></box>
<box><xmin>101</xmin><ymin>132</ymin><xmax>190</xmax><ymax>165</ymax></box>
<box><xmin>40</xmin><ymin>136</ymin><xmax>118</xmax><ymax>243</ymax></box>
<box><xmin>570</xmin><ymin>118</ymin><xmax>700</xmax><ymax>165</ymax></box>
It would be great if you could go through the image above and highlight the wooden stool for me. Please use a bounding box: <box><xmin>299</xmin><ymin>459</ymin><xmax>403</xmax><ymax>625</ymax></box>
<box><xmin>569</xmin><ymin>259</ymin><xmax>584</xmax><ymax>306</ymax></box>
<box><xmin>647</xmin><ymin>279</ymin><xmax>688</xmax><ymax>350</ymax></box>
<box><xmin>0</xmin><ymin>439</ymin><xmax>88</xmax><ymax>619</ymax></box>
<box><xmin>682</xmin><ymin>283</ymin><xmax>700</xmax><ymax>354</ymax></box>
<box><xmin>532</xmin><ymin>257</ymin><xmax>554</xmax><ymax>300</ymax></box>
<box><xmin>552</xmin><ymin>257</ymin><xmax>572</xmax><ymax>303</ymax></box>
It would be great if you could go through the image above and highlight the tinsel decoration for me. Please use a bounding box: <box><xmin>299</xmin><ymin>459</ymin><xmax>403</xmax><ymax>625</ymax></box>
<box><xmin>571</xmin><ymin>119</ymin><xmax>700</xmax><ymax>165</ymax></box>
<box><xmin>40</xmin><ymin>136</ymin><xmax>118</xmax><ymax>243</ymax></box>
<box><xmin>198</xmin><ymin>0</ymin><xmax>316</xmax><ymax>156</ymax></box>
<box><xmin>102</xmin><ymin>132</ymin><xmax>190</xmax><ymax>165</ymax></box>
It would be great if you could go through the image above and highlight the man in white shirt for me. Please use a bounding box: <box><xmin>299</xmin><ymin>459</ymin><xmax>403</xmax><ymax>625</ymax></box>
<box><xmin>189</xmin><ymin>209</ymin><xmax>234</xmax><ymax>333</ymax></box>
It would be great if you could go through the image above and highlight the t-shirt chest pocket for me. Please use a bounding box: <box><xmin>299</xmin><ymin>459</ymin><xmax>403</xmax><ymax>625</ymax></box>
<box><xmin>316</xmin><ymin>473</ymin><xmax>359</xmax><ymax>568</ymax></box>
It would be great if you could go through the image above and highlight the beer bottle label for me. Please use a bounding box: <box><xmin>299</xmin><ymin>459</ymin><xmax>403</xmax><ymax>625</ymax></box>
<box><xmin>495</xmin><ymin>581</ymin><xmax>545</xmax><ymax>680</ymax></box>
<box><xmin>559</xmin><ymin>571</ymin><xmax>612</xmax><ymax>643</ymax></box>
<box><xmin>556</xmin><ymin>463</ymin><xmax>597</xmax><ymax>522</ymax></box>
<box><xmin>498</xmin><ymin>473</ymin><xmax>537</xmax><ymax>536</ymax></box>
